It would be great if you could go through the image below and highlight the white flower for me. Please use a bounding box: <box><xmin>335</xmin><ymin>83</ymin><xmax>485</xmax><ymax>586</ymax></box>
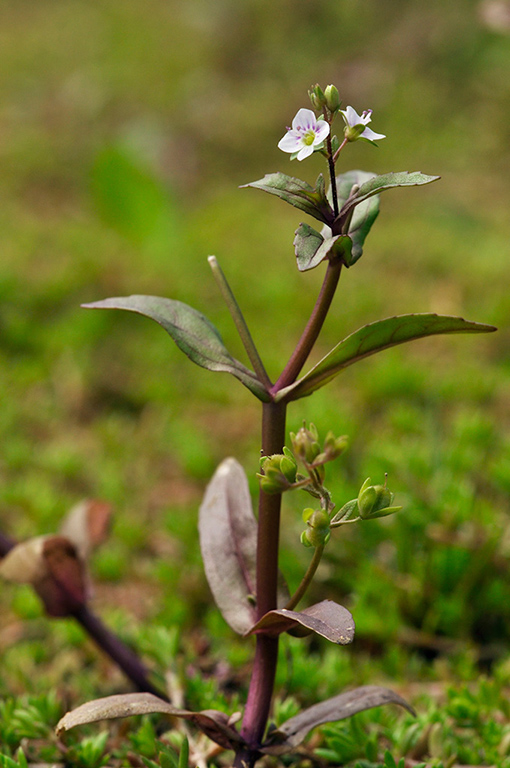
<box><xmin>278</xmin><ymin>108</ymin><xmax>330</xmax><ymax>161</ymax></box>
<box><xmin>341</xmin><ymin>106</ymin><xmax>386</xmax><ymax>143</ymax></box>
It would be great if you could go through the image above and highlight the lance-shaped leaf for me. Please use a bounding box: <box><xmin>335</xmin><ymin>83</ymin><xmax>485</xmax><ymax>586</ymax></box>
<box><xmin>245</xmin><ymin>600</ymin><xmax>355</xmax><ymax>644</ymax></box>
<box><xmin>82</xmin><ymin>296</ymin><xmax>269</xmax><ymax>402</ymax></box>
<box><xmin>56</xmin><ymin>692</ymin><xmax>243</xmax><ymax>751</ymax></box>
<box><xmin>241</xmin><ymin>173</ymin><xmax>335</xmax><ymax>226</ymax></box>
<box><xmin>338</xmin><ymin>171</ymin><xmax>440</xmax><ymax>222</ymax></box>
<box><xmin>293</xmin><ymin>224</ymin><xmax>352</xmax><ymax>272</ymax></box>
<box><xmin>276</xmin><ymin>314</ymin><xmax>497</xmax><ymax>401</ymax></box>
<box><xmin>261</xmin><ymin>685</ymin><xmax>415</xmax><ymax>755</ymax></box>
<box><xmin>199</xmin><ymin>458</ymin><xmax>290</xmax><ymax>635</ymax></box>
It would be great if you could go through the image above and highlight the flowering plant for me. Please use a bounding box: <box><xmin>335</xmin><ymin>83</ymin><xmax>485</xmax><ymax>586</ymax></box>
<box><xmin>1</xmin><ymin>83</ymin><xmax>495</xmax><ymax>768</ymax></box>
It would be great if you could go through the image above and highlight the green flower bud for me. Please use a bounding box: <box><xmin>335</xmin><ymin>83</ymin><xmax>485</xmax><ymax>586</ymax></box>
<box><xmin>323</xmin><ymin>431</ymin><xmax>349</xmax><ymax>461</ymax></box>
<box><xmin>290</xmin><ymin>423</ymin><xmax>321</xmax><ymax>465</ymax></box>
<box><xmin>324</xmin><ymin>84</ymin><xmax>340</xmax><ymax>113</ymax></box>
<box><xmin>301</xmin><ymin>509</ymin><xmax>331</xmax><ymax>548</ymax></box>
<box><xmin>308</xmin><ymin>83</ymin><xmax>326</xmax><ymax>111</ymax></box>
<box><xmin>357</xmin><ymin>476</ymin><xmax>402</xmax><ymax>520</ymax></box>
<box><xmin>257</xmin><ymin>452</ymin><xmax>297</xmax><ymax>494</ymax></box>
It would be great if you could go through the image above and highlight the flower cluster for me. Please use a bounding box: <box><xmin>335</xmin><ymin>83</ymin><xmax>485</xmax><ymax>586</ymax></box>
<box><xmin>278</xmin><ymin>85</ymin><xmax>385</xmax><ymax>162</ymax></box>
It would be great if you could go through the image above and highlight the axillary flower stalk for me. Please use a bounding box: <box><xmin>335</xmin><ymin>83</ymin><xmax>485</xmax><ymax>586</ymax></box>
<box><xmin>53</xmin><ymin>82</ymin><xmax>496</xmax><ymax>768</ymax></box>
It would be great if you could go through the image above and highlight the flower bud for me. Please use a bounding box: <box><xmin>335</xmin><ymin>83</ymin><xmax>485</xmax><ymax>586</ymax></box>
<box><xmin>308</xmin><ymin>83</ymin><xmax>327</xmax><ymax>112</ymax></box>
<box><xmin>324</xmin><ymin>85</ymin><xmax>340</xmax><ymax>113</ymax></box>
<box><xmin>323</xmin><ymin>431</ymin><xmax>349</xmax><ymax>461</ymax></box>
<box><xmin>357</xmin><ymin>476</ymin><xmax>402</xmax><ymax>520</ymax></box>
<box><xmin>290</xmin><ymin>423</ymin><xmax>321</xmax><ymax>465</ymax></box>
<box><xmin>257</xmin><ymin>452</ymin><xmax>297</xmax><ymax>494</ymax></box>
<box><xmin>301</xmin><ymin>508</ymin><xmax>331</xmax><ymax>548</ymax></box>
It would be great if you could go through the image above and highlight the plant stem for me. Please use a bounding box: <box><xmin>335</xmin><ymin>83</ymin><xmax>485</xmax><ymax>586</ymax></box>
<box><xmin>0</xmin><ymin>528</ymin><xmax>166</xmax><ymax>700</ymax></box>
<box><xmin>208</xmin><ymin>255</ymin><xmax>272</xmax><ymax>391</ymax></box>
<box><xmin>326</xmin><ymin>131</ymin><xmax>339</xmax><ymax>218</ymax></box>
<box><xmin>237</xmin><ymin>401</ymin><xmax>286</xmax><ymax>762</ymax></box>
<box><xmin>284</xmin><ymin>543</ymin><xmax>324</xmax><ymax>611</ymax></box>
<box><xmin>272</xmin><ymin>258</ymin><xmax>342</xmax><ymax>394</ymax></box>
<box><xmin>73</xmin><ymin>605</ymin><xmax>167</xmax><ymax>700</ymax></box>
<box><xmin>0</xmin><ymin>531</ymin><xmax>15</xmax><ymax>557</ymax></box>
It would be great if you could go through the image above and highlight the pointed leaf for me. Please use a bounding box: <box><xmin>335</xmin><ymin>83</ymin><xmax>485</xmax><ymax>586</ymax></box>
<box><xmin>82</xmin><ymin>296</ymin><xmax>269</xmax><ymax>401</ymax></box>
<box><xmin>199</xmin><ymin>459</ymin><xmax>290</xmax><ymax>634</ymax></box>
<box><xmin>246</xmin><ymin>600</ymin><xmax>355</xmax><ymax>644</ymax></box>
<box><xmin>277</xmin><ymin>314</ymin><xmax>497</xmax><ymax>401</ymax></box>
<box><xmin>339</xmin><ymin>171</ymin><xmax>440</xmax><ymax>221</ymax></box>
<box><xmin>294</xmin><ymin>224</ymin><xmax>352</xmax><ymax>272</ymax></box>
<box><xmin>261</xmin><ymin>685</ymin><xmax>415</xmax><ymax>755</ymax></box>
<box><xmin>241</xmin><ymin>173</ymin><xmax>335</xmax><ymax>226</ymax></box>
<box><xmin>56</xmin><ymin>692</ymin><xmax>242</xmax><ymax>751</ymax></box>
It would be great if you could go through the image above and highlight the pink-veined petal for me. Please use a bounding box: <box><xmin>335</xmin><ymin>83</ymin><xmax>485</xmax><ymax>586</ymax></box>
<box><xmin>296</xmin><ymin>143</ymin><xmax>315</xmax><ymax>161</ymax></box>
<box><xmin>314</xmin><ymin>120</ymin><xmax>330</xmax><ymax>144</ymax></box>
<box><xmin>292</xmin><ymin>108</ymin><xmax>317</xmax><ymax>133</ymax></box>
<box><xmin>278</xmin><ymin>132</ymin><xmax>303</xmax><ymax>153</ymax></box>
<box><xmin>361</xmin><ymin>126</ymin><xmax>386</xmax><ymax>142</ymax></box>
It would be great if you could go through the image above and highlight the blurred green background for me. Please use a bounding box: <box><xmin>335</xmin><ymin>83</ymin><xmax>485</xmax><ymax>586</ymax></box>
<box><xmin>1</xmin><ymin>0</ymin><xmax>510</xmax><ymax>702</ymax></box>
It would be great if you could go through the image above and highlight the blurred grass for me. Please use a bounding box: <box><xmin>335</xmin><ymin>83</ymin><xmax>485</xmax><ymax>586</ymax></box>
<box><xmin>1</xmin><ymin>0</ymin><xmax>510</xmax><ymax>736</ymax></box>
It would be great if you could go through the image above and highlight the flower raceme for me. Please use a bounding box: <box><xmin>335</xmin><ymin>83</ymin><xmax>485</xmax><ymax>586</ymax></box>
<box><xmin>278</xmin><ymin>108</ymin><xmax>330</xmax><ymax>161</ymax></box>
<box><xmin>341</xmin><ymin>106</ymin><xmax>386</xmax><ymax>144</ymax></box>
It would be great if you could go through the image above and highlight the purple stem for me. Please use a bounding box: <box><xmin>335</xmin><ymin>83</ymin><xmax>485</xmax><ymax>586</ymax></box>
<box><xmin>272</xmin><ymin>258</ymin><xmax>343</xmax><ymax>395</ymax></box>
<box><xmin>73</xmin><ymin>605</ymin><xmax>167</xmax><ymax>700</ymax></box>
<box><xmin>237</xmin><ymin>402</ymin><xmax>286</xmax><ymax>765</ymax></box>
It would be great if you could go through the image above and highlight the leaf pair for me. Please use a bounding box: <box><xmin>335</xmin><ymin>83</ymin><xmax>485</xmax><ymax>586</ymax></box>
<box><xmin>243</xmin><ymin>169</ymin><xmax>440</xmax><ymax>271</ymax></box>
<box><xmin>56</xmin><ymin>686</ymin><xmax>414</xmax><ymax>756</ymax></box>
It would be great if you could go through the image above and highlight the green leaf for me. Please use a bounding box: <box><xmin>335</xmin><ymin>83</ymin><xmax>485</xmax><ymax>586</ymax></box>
<box><xmin>277</xmin><ymin>314</ymin><xmax>497</xmax><ymax>401</ymax></box>
<box><xmin>338</xmin><ymin>171</ymin><xmax>440</xmax><ymax>222</ymax></box>
<box><xmin>293</xmin><ymin>224</ymin><xmax>352</xmax><ymax>272</ymax></box>
<box><xmin>241</xmin><ymin>173</ymin><xmax>335</xmax><ymax>226</ymax></box>
<box><xmin>334</xmin><ymin>170</ymin><xmax>380</xmax><ymax>265</ymax></box>
<box><xmin>82</xmin><ymin>295</ymin><xmax>269</xmax><ymax>401</ymax></box>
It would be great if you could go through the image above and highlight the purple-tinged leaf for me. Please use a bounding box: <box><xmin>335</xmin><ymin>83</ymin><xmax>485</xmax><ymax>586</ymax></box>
<box><xmin>261</xmin><ymin>685</ymin><xmax>415</xmax><ymax>755</ymax></box>
<box><xmin>0</xmin><ymin>534</ymin><xmax>88</xmax><ymax>617</ymax></box>
<box><xmin>276</xmin><ymin>314</ymin><xmax>497</xmax><ymax>402</ymax></box>
<box><xmin>246</xmin><ymin>600</ymin><xmax>354</xmax><ymax>644</ymax></box>
<box><xmin>82</xmin><ymin>296</ymin><xmax>269</xmax><ymax>401</ymax></box>
<box><xmin>241</xmin><ymin>173</ymin><xmax>335</xmax><ymax>226</ymax></box>
<box><xmin>56</xmin><ymin>692</ymin><xmax>242</xmax><ymax>751</ymax></box>
<box><xmin>199</xmin><ymin>459</ymin><xmax>290</xmax><ymax>635</ymax></box>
